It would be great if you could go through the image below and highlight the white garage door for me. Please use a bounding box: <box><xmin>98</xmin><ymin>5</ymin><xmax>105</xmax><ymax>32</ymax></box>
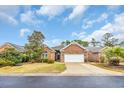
<box><xmin>64</xmin><ymin>54</ymin><xmax>84</xmax><ymax>62</ymax></box>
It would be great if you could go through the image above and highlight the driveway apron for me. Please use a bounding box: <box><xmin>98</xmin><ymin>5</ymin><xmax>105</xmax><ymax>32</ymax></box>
<box><xmin>60</xmin><ymin>63</ymin><xmax>124</xmax><ymax>76</ymax></box>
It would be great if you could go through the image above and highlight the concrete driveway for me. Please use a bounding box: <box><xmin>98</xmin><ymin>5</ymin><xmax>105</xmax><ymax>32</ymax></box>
<box><xmin>61</xmin><ymin>63</ymin><xmax>124</xmax><ymax>76</ymax></box>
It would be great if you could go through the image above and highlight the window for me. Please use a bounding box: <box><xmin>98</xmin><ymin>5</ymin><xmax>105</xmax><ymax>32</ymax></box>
<box><xmin>42</xmin><ymin>51</ymin><xmax>48</xmax><ymax>59</ymax></box>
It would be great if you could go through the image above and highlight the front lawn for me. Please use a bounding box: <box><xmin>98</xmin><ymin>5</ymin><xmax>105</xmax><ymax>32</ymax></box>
<box><xmin>91</xmin><ymin>62</ymin><xmax>124</xmax><ymax>73</ymax></box>
<box><xmin>0</xmin><ymin>62</ymin><xmax>66</xmax><ymax>74</ymax></box>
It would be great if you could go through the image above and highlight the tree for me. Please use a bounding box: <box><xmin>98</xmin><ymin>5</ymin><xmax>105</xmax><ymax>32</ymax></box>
<box><xmin>73</xmin><ymin>40</ymin><xmax>89</xmax><ymax>47</ymax></box>
<box><xmin>61</xmin><ymin>40</ymin><xmax>71</xmax><ymax>46</ymax></box>
<box><xmin>90</xmin><ymin>38</ymin><xmax>100</xmax><ymax>47</ymax></box>
<box><xmin>25</xmin><ymin>31</ymin><xmax>45</xmax><ymax>61</ymax></box>
<box><xmin>119</xmin><ymin>41</ymin><xmax>124</xmax><ymax>47</ymax></box>
<box><xmin>61</xmin><ymin>40</ymin><xmax>89</xmax><ymax>47</ymax></box>
<box><xmin>0</xmin><ymin>48</ymin><xmax>21</xmax><ymax>65</ymax></box>
<box><xmin>102</xmin><ymin>33</ymin><xmax>118</xmax><ymax>47</ymax></box>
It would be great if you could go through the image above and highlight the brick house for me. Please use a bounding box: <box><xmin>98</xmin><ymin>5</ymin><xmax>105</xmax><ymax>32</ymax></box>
<box><xmin>0</xmin><ymin>42</ymin><xmax>25</xmax><ymax>53</ymax></box>
<box><xmin>0</xmin><ymin>42</ymin><xmax>102</xmax><ymax>63</ymax></box>
<box><xmin>52</xmin><ymin>42</ymin><xmax>102</xmax><ymax>63</ymax></box>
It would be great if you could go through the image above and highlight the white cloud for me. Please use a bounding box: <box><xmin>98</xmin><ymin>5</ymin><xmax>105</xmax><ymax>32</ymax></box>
<box><xmin>64</xmin><ymin>6</ymin><xmax>88</xmax><ymax>22</ymax></box>
<box><xmin>36</xmin><ymin>5</ymin><xmax>88</xmax><ymax>22</ymax></box>
<box><xmin>0</xmin><ymin>6</ymin><xmax>34</xmax><ymax>26</ymax></box>
<box><xmin>0</xmin><ymin>6</ymin><xmax>19</xmax><ymax>25</ymax></box>
<box><xmin>113</xmin><ymin>13</ymin><xmax>124</xmax><ymax>33</ymax></box>
<box><xmin>113</xmin><ymin>34</ymin><xmax>124</xmax><ymax>42</ymax></box>
<box><xmin>96</xmin><ymin>13</ymin><xmax>108</xmax><ymax>23</ymax></box>
<box><xmin>20</xmin><ymin>11</ymin><xmax>42</xmax><ymax>26</ymax></box>
<box><xmin>0</xmin><ymin>6</ymin><xmax>20</xmax><ymax>17</ymax></box>
<box><xmin>20</xmin><ymin>28</ymin><xmax>30</xmax><ymax>37</ymax></box>
<box><xmin>72</xmin><ymin>31</ymin><xmax>86</xmax><ymax>39</ymax></box>
<box><xmin>0</xmin><ymin>12</ymin><xmax>18</xmax><ymax>25</ymax></box>
<box><xmin>44</xmin><ymin>39</ymin><xmax>62</xmax><ymax>47</ymax></box>
<box><xmin>82</xmin><ymin>13</ymin><xmax>108</xmax><ymax>29</ymax></box>
<box><xmin>108</xmin><ymin>5</ymin><xmax>121</xmax><ymax>10</ymax></box>
<box><xmin>83</xmin><ymin>13</ymin><xmax>124</xmax><ymax>42</ymax></box>
<box><xmin>21</xmin><ymin>6</ymin><xmax>32</xmax><ymax>13</ymax></box>
<box><xmin>84</xmin><ymin>23</ymin><xmax>113</xmax><ymax>41</ymax></box>
<box><xmin>36</xmin><ymin>5</ymin><xmax>68</xmax><ymax>20</ymax></box>
<box><xmin>82</xmin><ymin>20</ymin><xmax>94</xmax><ymax>29</ymax></box>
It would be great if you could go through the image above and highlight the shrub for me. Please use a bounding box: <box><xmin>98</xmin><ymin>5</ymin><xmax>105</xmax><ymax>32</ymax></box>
<box><xmin>42</xmin><ymin>59</ymin><xmax>48</xmax><ymax>63</ymax></box>
<box><xmin>0</xmin><ymin>48</ymin><xmax>23</xmax><ymax>65</ymax></box>
<box><xmin>0</xmin><ymin>58</ymin><xmax>15</xmax><ymax>66</ymax></box>
<box><xmin>100</xmin><ymin>55</ymin><xmax>105</xmax><ymax>63</ymax></box>
<box><xmin>20</xmin><ymin>54</ymin><xmax>29</xmax><ymax>62</ymax></box>
<box><xmin>47</xmin><ymin>60</ymin><xmax>54</xmax><ymax>64</ymax></box>
<box><xmin>41</xmin><ymin>59</ymin><xmax>54</xmax><ymax>64</ymax></box>
<box><xmin>109</xmin><ymin>57</ymin><xmax>120</xmax><ymax>66</ymax></box>
<box><xmin>4</xmin><ymin>54</ymin><xmax>21</xmax><ymax>65</ymax></box>
<box><xmin>101</xmin><ymin>47</ymin><xmax>124</xmax><ymax>65</ymax></box>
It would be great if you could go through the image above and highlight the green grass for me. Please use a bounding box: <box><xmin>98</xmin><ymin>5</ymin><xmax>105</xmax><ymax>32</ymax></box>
<box><xmin>0</xmin><ymin>62</ymin><xmax>66</xmax><ymax>74</ymax></box>
<box><xmin>91</xmin><ymin>62</ymin><xmax>124</xmax><ymax>73</ymax></box>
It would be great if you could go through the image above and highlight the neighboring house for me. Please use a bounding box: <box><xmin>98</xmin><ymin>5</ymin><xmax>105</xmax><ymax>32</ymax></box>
<box><xmin>0</xmin><ymin>42</ymin><xmax>25</xmax><ymax>53</ymax></box>
<box><xmin>0</xmin><ymin>42</ymin><xmax>102</xmax><ymax>63</ymax></box>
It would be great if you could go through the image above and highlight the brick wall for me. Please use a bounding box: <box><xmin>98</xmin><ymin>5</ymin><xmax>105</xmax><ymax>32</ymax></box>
<box><xmin>43</xmin><ymin>47</ymin><xmax>55</xmax><ymax>60</ymax></box>
<box><xmin>60</xmin><ymin>44</ymin><xmax>87</xmax><ymax>62</ymax></box>
<box><xmin>87</xmin><ymin>51</ymin><xmax>100</xmax><ymax>62</ymax></box>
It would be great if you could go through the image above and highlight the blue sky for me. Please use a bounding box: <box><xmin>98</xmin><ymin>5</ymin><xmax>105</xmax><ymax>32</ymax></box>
<box><xmin>0</xmin><ymin>5</ymin><xmax>124</xmax><ymax>47</ymax></box>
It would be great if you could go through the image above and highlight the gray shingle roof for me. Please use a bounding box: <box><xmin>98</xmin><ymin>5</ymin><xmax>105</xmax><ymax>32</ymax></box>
<box><xmin>1</xmin><ymin>42</ymin><xmax>103</xmax><ymax>53</ymax></box>
<box><xmin>52</xmin><ymin>43</ymin><xmax>102</xmax><ymax>52</ymax></box>
<box><xmin>85</xmin><ymin>46</ymin><xmax>103</xmax><ymax>52</ymax></box>
<box><xmin>52</xmin><ymin>44</ymin><xmax>65</xmax><ymax>50</ymax></box>
<box><xmin>1</xmin><ymin>42</ymin><xmax>25</xmax><ymax>52</ymax></box>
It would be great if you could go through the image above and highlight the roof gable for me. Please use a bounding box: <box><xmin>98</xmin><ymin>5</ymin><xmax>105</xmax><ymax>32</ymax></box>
<box><xmin>52</xmin><ymin>44</ymin><xmax>65</xmax><ymax>50</ymax></box>
<box><xmin>0</xmin><ymin>42</ymin><xmax>14</xmax><ymax>49</ymax></box>
<box><xmin>0</xmin><ymin>42</ymin><xmax>25</xmax><ymax>52</ymax></box>
<box><xmin>60</xmin><ymin>42</ymin><xmax>86</xmax><ymax>51</ymax></box>
<box><xmin>44</xmin><ymin>44</ymin><xmax>55</xmax><ymax>52</ymax></box>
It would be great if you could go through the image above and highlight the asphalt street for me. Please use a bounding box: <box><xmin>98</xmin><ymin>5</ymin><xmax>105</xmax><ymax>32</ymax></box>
<box><xmin>0</xmin><ymin>76</ymin><xmax>124</xmax><ymax>88</ymax></box>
